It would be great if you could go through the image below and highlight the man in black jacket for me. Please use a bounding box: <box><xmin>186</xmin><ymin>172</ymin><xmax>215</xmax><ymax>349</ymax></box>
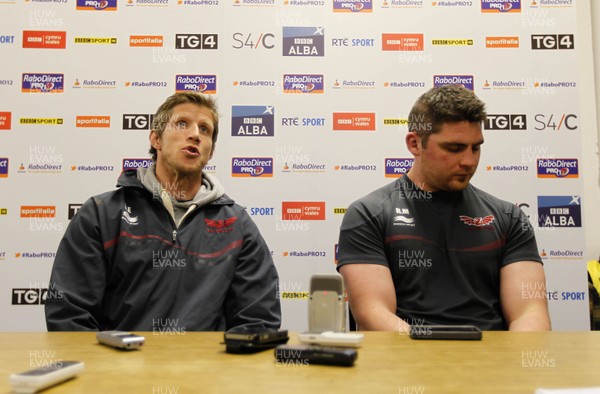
<box><xmin>45</xmin><ymin>92</ymin><xmax>281</xmax><ymax>332</ymax></box>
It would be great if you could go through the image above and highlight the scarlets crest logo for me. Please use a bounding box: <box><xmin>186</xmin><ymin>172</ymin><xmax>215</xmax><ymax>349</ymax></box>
<box><xmin>205</xmin><ymin>216</ymin><xmax>237</xmax><ymax>233</ymax></box>
<box><xmin>459</xmin><ymin>215</ymin><xmax>495</xmax><ymax>226</ymax></box>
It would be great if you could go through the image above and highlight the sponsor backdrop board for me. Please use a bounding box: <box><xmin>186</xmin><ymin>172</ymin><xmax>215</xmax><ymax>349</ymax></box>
<box><xmin>0</xmin><ymin>0</ymin><xmax>593</xmax><ymax>331</ymax></box>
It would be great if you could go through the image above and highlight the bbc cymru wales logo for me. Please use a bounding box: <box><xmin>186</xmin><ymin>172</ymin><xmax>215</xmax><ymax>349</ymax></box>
<box><xmin>76</xmin><ymin>0</ymin><xmax>118</xmax><ymax>11</ymax></box>
<box><xmin>333</xmin><ymin>113</ymin><xmax>375</xmax><ymax>131</ymax></box>
<box><xmin>0</xmin><ymin>112</ymin><xmax>11</xmax><ymax>129</ymax></box>
<box><xmin>281</xmin><ymin>202</ymin><xmax>326</xmax><ymax>221</ymax></box>
<box><xmin>231</xmin><ymin>106</ymin><xmax>275</xmax><ymax>137</ymax></box>
<box><xmin>382</xmin><ymin>34</ymin><xmax>423</xmax><ymax>51</ymax></box>
<box><xmin>481</xmin><ymin>0</ymin><xmax>521</xmax><ymax>13</ymax></box>
<box><xmin>22</xmin><ymin>31</ymin><xmax>66</xmax><ymax>49</ymax></box>
<box><xmin>231</xmin><ymin>157</ymin><xmax>274</xmax><ymax>177</ymax></box>
<box><xmin>536</xmin><ymin>159</ymin><xmax>578</xmax><ymax>178</ymax></box>
<box><xmin>282</xmin><ymin>27</ymin><xmax>324</xmax><ymax>57</ymax></box>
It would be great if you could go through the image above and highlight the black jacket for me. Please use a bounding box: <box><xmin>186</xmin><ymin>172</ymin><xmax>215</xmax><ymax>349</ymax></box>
<box><xmin>45</xmin><ymin>170</ymin><xmax>281</xmax><ymax>332</ymax></box>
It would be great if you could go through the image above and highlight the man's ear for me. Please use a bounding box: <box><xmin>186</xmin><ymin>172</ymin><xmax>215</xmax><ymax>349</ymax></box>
<box><xmin>149</xmin><ymin>130</ymin><xmax>161</xmax><ymax>151</ymax></box>
<box><xmin>406</xmin><ymin>132</ymin><xmax>421</xmax><ymax>156</ymax></box>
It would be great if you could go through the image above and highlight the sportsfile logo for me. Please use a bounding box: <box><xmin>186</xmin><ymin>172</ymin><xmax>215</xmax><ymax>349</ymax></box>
<box><xmin>22</xmin><ymin>73</ymin><xmax>64</xmax><ymax>93</ymax></box>
<box><xmin>76</xmin><ymin>0</ymin><xmax>118</xmax><ymax>10</ymax></box>
<box><xmin>481</xmin><ymin>0</ymin><xmax>520</xmax><ymax>12</ymax></box>
<box><xmin>434</xmin><ymin>75</ymin><xmax>474</xmax><ymax>91</ymax></box>
<box><xmin>381</xmin><ymin>34</ymin><xmax>423</xmax><ymax>51</ymax></box>
<box><xmin>486</xmin><ymin>36</ymin><xmax>519</xmax><ymax>48</ymax></box>
<box><xmin>0</xmin><ymin>158</ymin><xmax>8</xmax><ymax>178</ymax></box>
<box><xmin>484</xmin><ymin>114</ymin><xmax>527</xmax><ymax>130</ymax></box>
<box><xmin>333</xmin><ymin>112</ymin><xmax>375</xmax><ymax>131</ymax></box>
<box><xmin>531</xmin><ymin>34</ymin><xmax>574</xmax><ymax>50</ymax></box>
<box><xmin>76</xmin><ymin>116</ymin><xmax>111</xmax><ymax>128</ymax></box>
<box><xmin>231</xmin><ymin>106</ymin><xmax>275</xmax><ymax>137</ymax></box>
<box><xmin>333</xmin><ymin>0</ymin><xmax>372</xmax><ymax>12</ymax></box>
<box><xmin>130</xmin><ymin>36</ymin><xmax>164</xmax><ymax>47</ymax></box>
<box><xmin>175</xmin><ymin>34</ymin><xmax>218</xmax><ymax>49</ymax></box>
<box><xmin>537</xmin><ymin>159</ymin><xmax>578</xmax><ymax>178</ymax></box>
<box><xmin>123</xmin><ymin>114</ymin><xmax>153</xmax><ymax>130</ymax></box>
<box><xmin>537</xmin><ymin>196</ymin><xmax>581</xmax><ymax>228</ymax></box>
<box><xmin>175</xmin><ymin>75</ymin><xmax>216</xmax><ymax>93</ymax></box>
<box><xmin>22</xmin><ymin>31</ymin><xmax>66</xmax><ymax>49</ymax></box>
<box><xmin>282</xmin><ymin>27</ymin><xmax>325</xmax><ymax>57</ymax></box>
<box><xmin>0</xmin><ymin>112</ymin><xmax>11</xmax><ymax>130</ymax></box>
<box><xmin>122</xmin><ymin>158</ymin><xmax>153</xmax><ymax>171</ymax></box>
<box><xmin>20</xmin><ymin>206</ymin><xmax>56</xmax><ymax>218</ymax></box>
<box><xmin>283</xmin><ymin>74</ymin><xmax>324</xmax><ymax>93</ymax></box>
<box><xmin>281</xmin><ymin>201</ymin><xmax>326</xmax><ymax>221</ymax></box>
<box><xmin>231</xmin><ymin>157</ymin><xmax>274</xmax><ymax>177</ymax></box>
<box><xmin>385</xmin><ymin>158</ymin><xmax>413</xmax><ymax>177</ymax></box>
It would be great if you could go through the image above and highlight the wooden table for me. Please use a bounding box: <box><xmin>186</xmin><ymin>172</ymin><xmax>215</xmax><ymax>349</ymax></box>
<box><xmin>1</xmin><ymin>332</ymin><xmax>599</xmax><ymax>393</ymax></box>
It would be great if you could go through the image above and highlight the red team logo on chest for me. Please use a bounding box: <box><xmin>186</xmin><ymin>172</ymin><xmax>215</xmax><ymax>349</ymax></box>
<box><xmin>459</xmin><ymin>215</ymin><xmax>495</xmax><ymax>227</ymax></box>
<box><xmin>205</xmin><ymin>216</ymin><xmax>238</xmax><ymax>233</ymax></box>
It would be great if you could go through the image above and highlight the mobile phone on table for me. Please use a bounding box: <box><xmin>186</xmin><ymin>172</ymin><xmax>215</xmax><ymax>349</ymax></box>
<box><xmin>96</xmin><ymin>331</ymin><xmax>145</xmax><ymax>350</ymax></box>
<box><xmin>274</xmin><ymin>344</ymin><xmax>357</xmax><ymax>367</ymax></box>
<box><xmin>297</xmin><ymin>331</ymin><xmax>364</xmax><ymax>348</ymax></box>
<box><xmin>224</xmin><ymin>329</ymin><xmax>289</xmax><ymax>354</ymax></box>
<box><xmin>9</xmin><ymin>360</ymin><xmax>84</xmax><ymax>393</ymax></box>
<box><xmin>409</xmin><ymin>325</ymin><xmax>482</xmax><ymax>340</ymax></box>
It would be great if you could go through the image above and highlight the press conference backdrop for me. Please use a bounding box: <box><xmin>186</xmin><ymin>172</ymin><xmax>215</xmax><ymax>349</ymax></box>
<box><xmin>0</xmin><ymin>0</ymin><xmax>597</xmax><ymax>331</ymax></box>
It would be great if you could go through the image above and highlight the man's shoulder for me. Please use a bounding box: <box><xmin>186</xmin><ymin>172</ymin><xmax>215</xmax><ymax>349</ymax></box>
<box><xmin>350</xmin><ymin>179</ymin><xmax>399</xmax><ymax>207</ymax></box>
<box><xmin>466</xmin><ymin>184</ymin><xmax>519</xmax><ymax>214</ymax></box>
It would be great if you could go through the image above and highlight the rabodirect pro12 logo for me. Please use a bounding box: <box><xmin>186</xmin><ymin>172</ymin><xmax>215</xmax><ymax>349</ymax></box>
<box><xmin>481</xmin><ymin>0</ymin><xmax>520</xmax><ymax>12</ymax></box>
<box><xmin>22</xmin><ymin>73</ymin><xmax>64</xmax><ymax>93</ymax></box>
<box><xmin>175</xmin><ymin>75</ymin><xmax>216</xmax><ymax>94</ymax></box>
<box><xmin>76</xmin><ymin>0</ymin><xmax>118</xmax><ymax>10</ymax></box>
<box><xmin>282</xmin><ymin>27</ymin><xmax>324</xmax><ymax>57</ymax></box>
<box><xmin>231</xmin><ymin>106</ymin><xmax>275</xmax><ymax>137</ymax></box>
<box><xmin>0</xmin><ymin>158</ymin><xmax>8</xmax><ymax>178</ymax></box>
<box><xmin>433</xmin><ymin>75</ymin><xmax>474</xmax><ymax>91</ymax></box>
<box><xmin>283</xmin><ymin>74</ymin><xmax>324</xmax><ymax>93</ymax></box>
<box><xmin>231</xmin><ymin>157</ymin><xmax>274</xmax><ymax>177</ymax></box>
<box><xmin>537</xmin><ymin>195</ymin><xmax>581</xmax><ymax>228</ymax></box>
<box><xmin>537</xmin><ymin>159</ymin><xmax>578</xmax><ymax>178</ymax></box>
<box><xmin>333</xmin><ymin>0</ymin><xmax>372</xmax><ymax>12</ymax></box>
<box><xmin>385</xmin><ymin>158</ymin><xmax>413</xmax><ymax>178</ymax></box>
<box><xmin>122</xmin><ymin>158</ymin><xmax>153</xmax><ymax>171</ymax></box>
